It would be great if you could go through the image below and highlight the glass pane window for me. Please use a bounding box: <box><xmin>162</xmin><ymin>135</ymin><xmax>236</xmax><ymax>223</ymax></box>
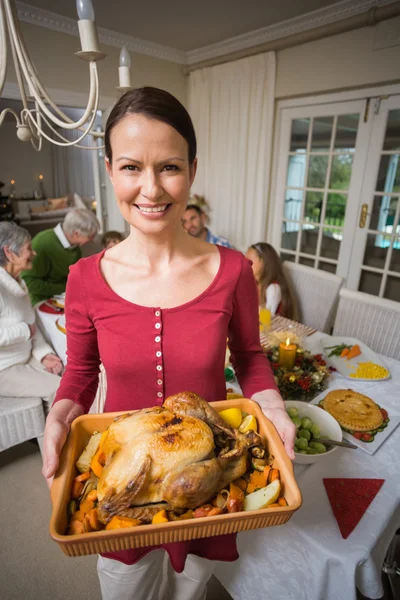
<box><xmin>307</xmin><ymin>155</ymin><xmax>328</xmax><ymax>188</ymax></box>
<box><xmin>281</xmin><ymin>225</ymin><xmax>298</xmax><ymax>251</ymax></box>
<box><xmin>300</xmin><ymin>224</ymin><xmax>318</xmax><ymax>255</ymax></box>
<box><xmin>325</xmin><ymin>193</ymin><xmax>347</xmax><ymax>227</ymax></box>
<box><xmin>330</xmin><ymin>153</ymin><xmax>354</xmax><ymax>190</ymax></box>
<box><xmin>311</xmin><ymin>117</ymin><xmax>333</xmax><ymax>152</ymax></box>
<box><xmin>290</xmin><ymin>118</ymin><xmax>310</xmax><ymax>152</ymax></box>
<box><xmin>320</xmin><ymin>228</ymin><xmax>341</xmax><ymax>260</ymax></box>
<box><xmin>384</xmin><ymin>275</ymin><xmax>400</xmax><ymax>301</ymax></box>
<box><xmin>359</xmin><ymin>270</ymin><xmax>382</xmax><ymax>296</ymax></box>
<box><xmin>304</xmin><ymin>191</ymin><xmax>323</xmax><ymax>224</ymax></box>
<box><xmin>334</xmin><ymin>114</ymin><xmax>359</xmax><ymax>151</ymax></box>
<box><xmin>284</xmin><ymin>189</ymin><xmax>303</xmax><ymax>221</ymax></box>
<box><xmin>281</xmin><ymin>252</ymin><xmax>296</xmax><ymax>263</ymax></box>
<box><xmin>318</xmin><ymin>261</ymin><xmax>337</xmax><ymax>274</ymax></box>
<box><xmin>376</xmin><ymin>155</ymin><xmax>400</xmax><ymax>193</ymax></box>
<box><xmin>299</xmin><ymin>256</ymin><xmax>315</xmax><ymax>268</ymax></box>
<box><xmin>362</xmin><ymin>234</ymin><xmax>390</xmax><ymax>269</ymax></box>
<box><xmin>390</xmin><ymin>240</ymin><xmax>400</xmax><ymax>273</ymax></box>
<box><xmin>286</xmin><ymin>154</ymin><xmax>306</xmax><ymax>188</ymax></box>
<box><xmin>369</xmin><ymin>195</ymin><xmax>398</xmax><ymax>233</ymax></box>
<box><xmin>383</xmin><ymin>109</ymin><xmax>400</xmax><ymax>151</ymax></box>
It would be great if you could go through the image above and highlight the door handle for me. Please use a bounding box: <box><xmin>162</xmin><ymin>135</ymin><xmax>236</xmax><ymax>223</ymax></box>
<box><xmin>359</xmin><ymin>203</ymin><xmax>369</xmax><ymax>228</ymax></box>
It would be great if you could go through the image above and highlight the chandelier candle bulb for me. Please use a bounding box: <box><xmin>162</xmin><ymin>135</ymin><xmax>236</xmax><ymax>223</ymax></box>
<box><xmin>279</xmin><ymin>339</ymin><xmax>297</xmax><ymax>370</ymax></box>
<box><xmin>118</xmin><ymin>47</ymin><xmax>132</xmax><ymax>89</ymax></box>
<box><xmin>76</xmin><ymin>0</ymin><xmax>95</xmax><ymax>21</ymax></box>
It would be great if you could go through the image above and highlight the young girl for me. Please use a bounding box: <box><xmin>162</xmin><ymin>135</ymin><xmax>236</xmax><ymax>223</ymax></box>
<box><xmin>42</xmin><ymin>88</ymin><xmax>295</xmax><ymax>600</ymax></box>
<box><xmin>246</xmin><ymin>242</ymin><xmax>296</xmax><ymax>319</ymax></box>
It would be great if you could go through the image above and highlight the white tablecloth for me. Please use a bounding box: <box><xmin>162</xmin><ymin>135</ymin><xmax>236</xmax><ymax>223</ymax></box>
<box><xmin>35</xmin><ymin>305</ymin><xmax>107</xmax><ymax>413</ymax></box>
<box><xmin>216</xmin><ymin>332</ymin><xmax>400</xmax><ymax>600</ymax></box>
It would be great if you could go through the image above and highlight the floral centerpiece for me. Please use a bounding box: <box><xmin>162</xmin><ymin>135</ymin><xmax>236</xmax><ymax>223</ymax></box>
<box><xmin>265</xmin><ymin>346</ymin><xmax>333</xmax><ymax>402</ymax></box>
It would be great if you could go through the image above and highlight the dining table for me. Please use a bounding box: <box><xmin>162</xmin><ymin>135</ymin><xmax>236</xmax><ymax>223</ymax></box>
<box><xmin>215</xmin><ymin>325</ymin><xmax>400</xmax><ymax>600</ymax></box>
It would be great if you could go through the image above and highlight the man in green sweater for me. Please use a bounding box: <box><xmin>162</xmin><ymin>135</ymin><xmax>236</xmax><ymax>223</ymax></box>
<box><xmin>22</xmin><ymin>208</ymin><xmax>99</xmax><ymax>305</ymax></box>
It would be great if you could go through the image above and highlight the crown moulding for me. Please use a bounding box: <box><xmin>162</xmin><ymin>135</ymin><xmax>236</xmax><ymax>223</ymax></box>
<box><xmin>16</xmin><ymin>0</ymin><xmax>394</xmax><ymax>67</ymax></box>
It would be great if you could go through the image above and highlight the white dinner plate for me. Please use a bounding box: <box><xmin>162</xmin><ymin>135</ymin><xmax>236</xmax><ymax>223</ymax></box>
<box><xmin>320</xmin><ymin>336</ymin><xmax>391</xmax><ymax>382</ymax></box>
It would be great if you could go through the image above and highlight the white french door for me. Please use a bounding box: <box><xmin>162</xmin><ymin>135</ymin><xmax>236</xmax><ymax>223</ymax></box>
<box><xmin>347</xmin><ymin>95</ymin><xmax>400</xmax><ymax>300</ymax></box>
<box><xmin>271</xmin><ymin>90</ymin><xmax>400</xmax><ymax>302</ymax></box>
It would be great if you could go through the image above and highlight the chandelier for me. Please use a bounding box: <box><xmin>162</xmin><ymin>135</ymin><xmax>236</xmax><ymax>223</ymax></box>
<box><xmin>0</xmin><ymin>0</ymin><xmax>132</xmax><ymax>150</ymax></box>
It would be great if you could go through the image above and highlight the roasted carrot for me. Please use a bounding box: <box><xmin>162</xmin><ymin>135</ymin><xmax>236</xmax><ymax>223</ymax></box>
<box><xmin>75</xmin><ymin>471</ymin><xmax>91</xmax><ymax>483</ymax></box>
<box><xmin>340</xmin><ymin>347</ymin><xmax>350</xmax><ymax>358</ymax></box>
<box><xmin>71</xmin><ymin>480</ymin><xmax>84</xmax><ymax>499</ymax></box>
<box><xmin>346</xmin><ymin>344</ymin><xmax>361</xmax><ymax>360</ymax></box>
<box><xmin>88</xmin><ymin>508</ymin><xmax>102</xmax><ymax>531</ymax></box>
<box><xmin>268</xmin><ymin>468</ymin><xmax>280</xmax><ymax>484</ymax></box>
<box><xmin>232</xmin><ymin>478</ymin><xmax>247</xmax><ymax>492</ymax></box>
<box><xmin>79</xmin><ymin>499</ymin><xmax>95</xmax><ymax>514</ymax></box>
<box><xmin>267</xmin><ymin>503</ymin><xmax>281</xmax><ymax>508</ymax></box>
<box><xmin>249</xmin><ymin>470</ymin><xmax>267</xmax><ymax>489</ymax></box>
<box><xmin>278</xmin><ymin>497</ymin><xmax>288</xmax><ymax>507</ymax></box>
<box><xmin>105</xmin><ymin>516</ymin><xmax>142</xmax><ymax>530</ymax></box>
<box><xmin>86</xmin><ymin>489</ymin><xmax>98</xmax><ymax>502</ymax></box>
<box><xmin>68</xmin><ymin>520</ymin><xmax>84</xmax><ymax>535</ymax></box>
<box><xmin>152</xmin><ymin>510</ymin><xmax>169</xmax><ymax>524</ymax></box>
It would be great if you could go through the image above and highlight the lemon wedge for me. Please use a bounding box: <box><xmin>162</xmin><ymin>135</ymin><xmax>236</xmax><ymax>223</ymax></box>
<box><xmin>239</xmin><ymin>414</ymin><xmax>258</xmax><ymax>433</ymax></box>
<box><xmin>218</xmin><ymin>407</ymin><xmax>243</xmax><ymax>429</ymax></box>
<box><xmin>226</xmin><ymin>392</ymin><xmax>243</xmax><ymax>400</ymax></box>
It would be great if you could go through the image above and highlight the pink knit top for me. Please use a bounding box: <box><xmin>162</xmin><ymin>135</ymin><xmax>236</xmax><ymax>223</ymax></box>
<box><xmin>55</xmin><ymin>245</ymin><xmax>277</xmax><ymax>570</ymax></box>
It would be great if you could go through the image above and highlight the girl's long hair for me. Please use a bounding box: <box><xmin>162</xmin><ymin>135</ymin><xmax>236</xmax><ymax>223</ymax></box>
<box><xmin>250</xmin><ymin>242</ymin><xmax>297</xmax><ymax>319</ymax></box>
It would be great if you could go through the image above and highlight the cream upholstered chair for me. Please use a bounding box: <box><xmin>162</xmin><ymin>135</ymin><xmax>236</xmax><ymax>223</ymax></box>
<box><xmin>333</xmin><ymin>288</ymin><xmax>400</xmax><ymax>359</ymax></box>
<box><xmin>283</xmin><ymin>262</ymin><xmax>344</xmax><ymax>333</ymax></box>
<box><xmin>0</xmin><ymin>396</ymin><xmax>45</xmax><ymax>454</ymax></box>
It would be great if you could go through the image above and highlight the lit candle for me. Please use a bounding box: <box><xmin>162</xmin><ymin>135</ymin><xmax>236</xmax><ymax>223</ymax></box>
<box><xmin>279</xmin><ymin>338</ymin><xmax>297</xmax><ymax>370</ymax></box>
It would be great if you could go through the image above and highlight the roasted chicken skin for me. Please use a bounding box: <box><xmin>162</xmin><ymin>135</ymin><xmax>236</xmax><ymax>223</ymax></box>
<box><xmin>97</xmin><ymin>392</ymin><xmax>262</xmax><ymax>523</ymax></box>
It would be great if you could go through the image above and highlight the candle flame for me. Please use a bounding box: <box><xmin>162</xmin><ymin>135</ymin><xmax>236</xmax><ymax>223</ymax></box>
<box><xmin>286</xmin><ymin>337</ymin><xmax>290</xmax><ymax>346</ymax></box>
<box><xmin>39</xmin><ymin>175</ymin><xmax>44</xmax><ymax>180</ymax></box>
<box><xmin>11</xmin><ymin>180</ymin><xmax>15</xmax><ymax>185</ymax></box>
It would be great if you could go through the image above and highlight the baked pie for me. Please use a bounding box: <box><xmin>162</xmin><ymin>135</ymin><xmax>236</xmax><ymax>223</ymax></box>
<box><xmin>321</xmin><ymin>389</ymin><xmax>383</xmax><ymax>431</ymax></box>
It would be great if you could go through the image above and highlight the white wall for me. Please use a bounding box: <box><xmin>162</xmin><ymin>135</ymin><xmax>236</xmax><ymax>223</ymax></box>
<box><xmin>0</xmin><ymin>120</ymin><xmax>54</xmax><ymax>198</ymax></box>
<box><xmin>276</xmin><ymin>25</ymin><xmax>400</xmax><ymax>99</ymax></box>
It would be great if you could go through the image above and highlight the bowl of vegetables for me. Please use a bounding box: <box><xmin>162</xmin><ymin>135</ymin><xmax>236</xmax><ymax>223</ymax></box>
<box><xmin>285</xmin><ymin>400</ymin><xmax>343</xmax><ymax>464</ymax></box>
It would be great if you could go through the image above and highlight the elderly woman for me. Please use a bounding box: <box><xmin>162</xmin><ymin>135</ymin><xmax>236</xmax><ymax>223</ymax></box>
<box><xmin>0</xmin><ymin>222</ymin><xmax>62</xmax><ymax>413</ymax></box>
<box><xmin>22</xmin><ymin>207</ymin><xmax>100</xmax><ymax>305</ymax></box>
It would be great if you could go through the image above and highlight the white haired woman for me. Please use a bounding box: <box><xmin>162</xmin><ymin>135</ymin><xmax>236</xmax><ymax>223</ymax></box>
<box><xmin>22</xmin><ymin>207</ymin><xmax>100</xmax><ymax>306</ymax></box>
<box><xmin>0</xmin><ymin>222</ymin><xmax>62</xmax><ymax>413</ymax></box>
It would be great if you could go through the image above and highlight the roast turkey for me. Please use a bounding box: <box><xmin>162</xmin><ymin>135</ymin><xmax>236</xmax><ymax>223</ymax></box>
<box><xmin>97</xmin><ymin>392</ymin><xmax>263</xmax><ymax>524</ymax></box>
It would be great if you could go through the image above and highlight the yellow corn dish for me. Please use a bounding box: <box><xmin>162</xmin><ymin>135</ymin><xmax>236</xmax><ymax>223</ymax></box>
<box><xmin>349</xmin><ymin>361</ymin><xmax>389</xmax><ymax>379</ymax></box>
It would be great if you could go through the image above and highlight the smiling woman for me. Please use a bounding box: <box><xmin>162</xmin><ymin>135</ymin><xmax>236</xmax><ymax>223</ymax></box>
<box><xmin>43</xmin><ymin>87</ymin><xmax>295</xmax><ymax>600</ymax></box>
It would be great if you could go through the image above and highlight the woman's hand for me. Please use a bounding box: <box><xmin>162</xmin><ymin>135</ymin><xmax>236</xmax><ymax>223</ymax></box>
<box><xmin>251</xmin><ymin>389</ymin><xmax>296</xmax><ymax>460</ymax></box>
<box><xmin>42</xmin><ymin>400</ymin><xmax>84</xmax><ymax>488</ymax></box>
<box><xmin>41</xmin><ymin>353</ymin><xmax>63</xmax><ymax>375</ymax></box>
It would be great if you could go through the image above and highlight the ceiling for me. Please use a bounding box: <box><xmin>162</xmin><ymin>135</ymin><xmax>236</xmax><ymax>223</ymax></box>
<box><xmin>23</xmin><ymin>0</ymin><xmax>349</xmax><ymax>52</ymax></box>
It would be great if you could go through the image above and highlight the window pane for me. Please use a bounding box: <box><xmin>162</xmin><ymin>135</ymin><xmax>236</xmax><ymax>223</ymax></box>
<box><xmin>383</xmin><ymin>109</ymin><xmax>400</xmax><ymax>151</ymax></box>
<box><xmin>299</xmin><ymin>256</ymin><xmax>315</xmax><ymax>268</ymax></box>
<box><xmin>320</xmin><ymin>228</ymin><xmax>341</xmax><ymax>260</ymax></box>
<box><xmin>325</xmin><ymin>193</ymin><xmax>347</xmax><ymax>227</ymax></box>
<box><xmin>318</xmin><ymin>261</ymin><xmax>337</xmax><ymax>274</ymax></box>
<box><xmin>304</xmin><ymin>191</ymin><xmax>323</xmax><ymax>224</ymax></box>
<box><xmin>281</xmin><ymin>252</ymin><xmax>295</xmax><ymax>263</ymax></box>
<box><xmin>284</xmin><ymin>189</ymin><xmax>303</xmax><ymax>220</ymax></box>
<box><xmin>307</xmin><ymin>155</ymin><xmax>328</xmax><ymax>188</ymax></box>
<box><xmin>300</xmin><ymin>224</ymin><xmax>318</xmax><ymax>255</ymax></box>
<box><xmin>311</xmin><ymin>117</ymin><xmax>333</xmax><ymax>152</ymax></box>
<box><xmin>369</xmin><ymin>195</ymin><xmax>398</xmax><ymax>232</ymax></box>
<box><xmin>390</xmin><ymin>240</ymin><xmax>400</xmax><ymax>273</ymax></box>
<box><xmin>375</xmin><ymin>155</ymin><xmax>400</xmax><ymax>193</ymax></box>
<box><xmin>329</xmin><ymin>153</ymin><xmax>354</xmax><ymax>190</ymax></box>
<box><xmin>290</xmin><ymin>118</ymin><xmax>310</xmax><ymax>152</ymax></box>
<box><xmin>384</xmin><ymin>275</ymin><xmax>400</xmax><ymax>301</ymax></box>
<box><xmin>286</xmin><ymin>155</ymin><xmax>306</xmax><ymax>188</ymax></box>
<box><xmin>359</xmin><ymin>270</ymin><xmax>381</xmax><ymax>296</ymax></box>
<box><xmin>334</xmin><ymin>114</ymin><xmax>359</xmax><ymax>151</ymax></box>
<box><xmin>363</xmin><ymin>234</ymin><xmax>390</xmax><ymax>269</ymax></box>
<box><xmin>281</xmin><ymin>224</ymin><xmax>298</xmax><ymax>251</ymax></box>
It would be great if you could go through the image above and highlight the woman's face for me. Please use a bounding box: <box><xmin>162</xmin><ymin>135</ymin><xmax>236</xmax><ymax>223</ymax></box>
<box><xmin>7</xmin><ymin>240</ymin><xmax>36</xmax><ymax>273</ymax></box>
<box><xmin>106</xmin><ymin>114</ymin><xmax>197</xmax><ymax>235</ymax></box>
<box><xmin>245</xmin><ymin>248</ymin><xmax>264</xmax><ymax>281</ymax></box>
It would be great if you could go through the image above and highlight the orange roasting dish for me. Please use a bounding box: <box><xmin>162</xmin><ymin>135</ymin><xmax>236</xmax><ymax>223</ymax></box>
<box><xmin>66</xmin><ymin>392</ymin><xmax>288</xmax><ymax>534</ymax></box>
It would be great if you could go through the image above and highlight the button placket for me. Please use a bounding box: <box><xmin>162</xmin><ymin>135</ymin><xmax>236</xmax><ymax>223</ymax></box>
<box><xmin>154</xmin><ymin>308</ymin><xmax>164</xmax><ymax>404</ymax></box>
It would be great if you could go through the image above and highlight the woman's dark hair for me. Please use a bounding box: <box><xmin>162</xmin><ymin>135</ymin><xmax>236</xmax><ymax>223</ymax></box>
<box><xmin>105</xmin><ymin>87</ymin><xmax>197</xmax><ymax>165</ymax></box>
<box><xmin>250</xmin><ymin>242</ymin><xmax>297</xmax><ymax>319</ymax></box>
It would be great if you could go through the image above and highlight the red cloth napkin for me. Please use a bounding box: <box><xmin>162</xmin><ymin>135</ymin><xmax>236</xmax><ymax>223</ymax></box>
<box><xmin>38</xmin><ymin>302</ymin><xmax>64</xmax><ymax>315</ymax></box>
<box><xmin>323</xmin><ymin>478</ymin><xmax>385</xmax><ymax>539</ymax></box>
